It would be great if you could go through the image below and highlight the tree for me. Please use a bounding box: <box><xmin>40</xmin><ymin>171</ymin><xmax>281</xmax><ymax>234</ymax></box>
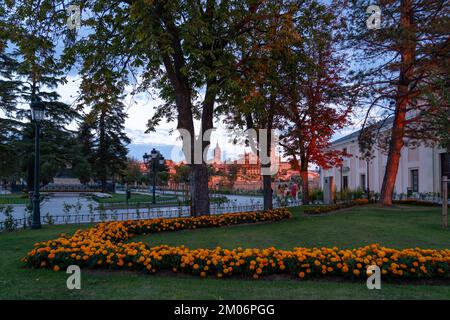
<box><xmin>227</xmin><ymin>163</ymin><xmax>240</xmax><ymax>189</ymax></box>
<box><xmin>0</xmin><ymin>6</ymin><xmax>23</xmax><ymax>183</ymax></box>
<box><xmin>220</xmin><ymin>0</ymin><xmax>298</xmax><ymax>209</ymax></box>
<box><xmin>77</xmin><ymin>70</ymin><xmax>130</xmax><ymax>192</ymax></box>
<box><xmin>122</xmin><ymin>158</ymin><xmax>146</xmax><ymax>186</ymax></box>
<box><xmin>53</xmin><ymin>0</ymin><xmax>277</xmax><ymax>216</ymax></box>
<box><xmin>172</xmin><ymin>164</ymin><xmax>191</xmax><ymax>185</ymax></box>
<box><xmin>348</xmin><ymin>0</ymin><xmax>450</xmax><ymax>205</ymax></box>
<box><xmin>1</xmin><ymin>2</ymin><xmax>83</xmax><ymax>189</ymax></box>
<box><xmin>278</xmin><ymin>1</ymin><xmax>352</xmax><ymax>204</ymax></box>
<box><xmin>425</xmin><ymin>80</ymin><xmax>450</xmax><ymax>151</ymax></box>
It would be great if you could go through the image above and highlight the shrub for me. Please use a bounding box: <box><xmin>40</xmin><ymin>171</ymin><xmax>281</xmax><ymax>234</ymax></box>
<box><xmin>308</xmin><ymin>188</ymin><xmax>324</xmax><ymax>202</ymax></box>
<box><xmin>1</xmin><ymin>205</ymin><xmax>17</xmax><ymax>232</ymax></box>
<box><xmin>304</xmin><ymin>199</ymin><xmax>370</xmax><ymax>215</ymax></box>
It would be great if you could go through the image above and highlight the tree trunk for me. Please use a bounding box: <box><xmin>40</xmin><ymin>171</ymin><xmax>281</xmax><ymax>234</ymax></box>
<box><xmin>191</xmin><ymin>163</ymin><xmax>210</xmax><ymax>216</ymax></box>
<box><xmin>300</xmin><ymin>160</ymin><xmax>310</xmax><ymax>205</ymax></box>
<box><xmin>99</xmin><ymin>110</ymin><xmax>108</xmax><ymax>193</ymax></box>
<box><xmin>262</xmin><ymin>172</ymin><xmax>273</xmax><ymax>210</ymax></box>
<box><xmin>380</xmin><ymin>0</ymin><xmax>415</xmax><ymax>206</ymax></box>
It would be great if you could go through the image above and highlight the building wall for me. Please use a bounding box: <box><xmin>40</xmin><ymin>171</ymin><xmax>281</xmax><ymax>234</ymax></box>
<box><xmin>320</xmin><ymin>138</ymin><xmax>447</xmax><ymax>195</ymax></box>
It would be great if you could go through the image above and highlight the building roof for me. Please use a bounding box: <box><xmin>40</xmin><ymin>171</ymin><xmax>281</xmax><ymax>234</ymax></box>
<box><xmin>332</xmin><ymin>117</ymin><xmax>394</xmax><ymax>145</ymax></box>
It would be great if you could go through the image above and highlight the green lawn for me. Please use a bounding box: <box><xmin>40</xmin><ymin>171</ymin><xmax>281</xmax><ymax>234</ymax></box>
<box><xmin>93</xmin><ymin>193</ymin><xmax>177</xmax><ymax>204</ymax></box>
<box><xmin>93</xmin><ymin>193</ymin><xmax>228</xmax><ymax>210</ymax></box>
<box><xmin>0</xmin><ymin>193</ymin><xmax>30</xmax><ymax>205</ymax></box>
<box><xmin>0</xmin><ymin>205</ymin><xmax>449</xmax><ymax>300</ymax></box>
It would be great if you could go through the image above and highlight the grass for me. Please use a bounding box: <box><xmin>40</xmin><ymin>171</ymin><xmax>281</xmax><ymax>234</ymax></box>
<box><xmin>93</xmin><ymin>193</ymin><xmax>177</xmax><ymax>204</ymax></box>
<box><xmin>0</xmin><ymin>193</ymin><xmax>30</xmax><ymax>205</ymax></box>
<box><xmin>0</xmin><ymin>205</ymin><xmax>449</xmax><ymax>300</ymax></box>
<box><xmin>93</xmin><ymin>193</ymin><xmax>228</xmax><ymax>210</ymax></box>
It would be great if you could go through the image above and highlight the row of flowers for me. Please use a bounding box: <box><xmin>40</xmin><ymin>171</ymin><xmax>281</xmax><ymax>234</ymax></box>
<box><xmin>304</xmin><ymin>199</ymin><xmax>370</xmax><ymax>215</ymax></box>
<box><xmin>23</xmin><ymin>208</ymin><xmax>450</xmax><ymax>280</ymax></box>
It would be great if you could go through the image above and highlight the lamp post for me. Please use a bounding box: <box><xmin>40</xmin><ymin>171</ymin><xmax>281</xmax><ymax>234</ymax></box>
<box><xmin>30</xmin><ymin>98</ymin><xmax>45</xmax><ymax>229</ymax></box>
<box><xmin>143</xmin><ymin>148</ymin><xmax>164</xmax><ymax>204</ymax></box>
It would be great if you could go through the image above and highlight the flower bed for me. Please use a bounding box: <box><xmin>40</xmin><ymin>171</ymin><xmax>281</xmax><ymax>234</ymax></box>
<box><xmin>304</xmin><ymin>199</ymin><xmax>370</xmax><ymax>215</ymax></box>
<box><xmin>22</xmin><ymin>208</ymin><xmax>450</xmax><ymax>281</ymax></box>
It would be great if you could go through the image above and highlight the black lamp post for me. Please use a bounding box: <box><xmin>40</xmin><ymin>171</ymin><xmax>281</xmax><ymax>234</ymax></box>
<box><xmin>30</xmin><ymin>98</ymin><xmax>45</xmax><ymax>229</ymax></box>
<box><xmin>143</xmin><ymin>148</ymin><xmax>164</xmax><ymax>204</ymax></box>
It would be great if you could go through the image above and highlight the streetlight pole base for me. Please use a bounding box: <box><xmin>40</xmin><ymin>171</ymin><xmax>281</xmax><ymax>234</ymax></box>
<box><xmin>31</xmin><ymin>222</ymin><xmax>42</xmax><ymax>230</ymax></box>
<box><xmin>31</xmin><ymin>197</ymin><xmax>41</xmax><ymax>229</ymax></box>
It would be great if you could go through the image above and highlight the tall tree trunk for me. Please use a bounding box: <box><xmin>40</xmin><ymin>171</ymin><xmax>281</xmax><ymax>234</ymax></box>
<box><xmin>191</xmin><ymin>163</ymin><xmax>210</xmax><ymax>216</ymax></box>
<box><xmin>300</xmin><ymin>156</ymin><xmax>309</xmax><ymax>204</ymax></box>
<box><xmin>98</xmin><ymin>109</ymin><xmax>107</xmax><ymax>193</ymax></box>
<box><xmin>380</xmin><ymin>0</ymin><xmax>415</xmax><ymax>205</ymax></box>
<box><xmin>177</xmin><ymin>86</ymin><xmax>213</xmax><ymax>216</ymax></box>
<box><xmin>262</xmin><ymin>173</ymin><xmax>272</xmax><ymax>210</ymax></box>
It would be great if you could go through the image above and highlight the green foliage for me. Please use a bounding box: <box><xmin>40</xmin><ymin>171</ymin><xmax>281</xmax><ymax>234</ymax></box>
<box><xmin>172</xmin><ymin>164</ymin><xmax>191</xmax><ymax>184</ymax></box>
<box><xmin>121</xmin><ymin>159</ymin><xmax>146</xmax><ymax>185</ymax></box>
<box><xmin>227</xmin><ymin>163</ymin><xmax>240</xmax><ymax>187</ymax></box>
<box><xmin>0</xmin><ymin>1</ymin><xmax>88</xmax><ymax>187</ymax></box>
<box><xmin>44</xmin><ymin>212</ymin><xmax>55</xmax><ymax>225</ymax></box>
<box><xmin>308</xmin><ymin>188</ymin><xmax>324</xmax><ymax>202</ymax></box>
<box><xmin>1</xmin><ymin>205</ymin><xmax>16</xmax><ymax>232</ymax></box>
<box><xmin>77</xmin><ymin>71</ymin><xmax>131</xmax><ymax>191</ymax></box>
<box><xmin>335</xmin><ymin>188</ymin><xmax>366</xmax><ymax>203</ymax></box>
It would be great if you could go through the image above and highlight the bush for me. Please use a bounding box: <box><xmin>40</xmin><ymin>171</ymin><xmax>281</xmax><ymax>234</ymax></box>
<box><xmin>335</xmin><ymin>188</ymin><xmax>366</xmax><ymax>203</ymax></box>
<box><xmin>304</xmin><ymin>199</ymin><xmax>370</xmax><ymax>215</ymax></box>
<box><xmin>308</xmin><ymin>188</ymin><xmax>324</xmax><ymax>202</ymax></box>
<box><xmin>1</xmin><ymin>205</ymin><xmax>17</xmax><ymax>232</ymax></box>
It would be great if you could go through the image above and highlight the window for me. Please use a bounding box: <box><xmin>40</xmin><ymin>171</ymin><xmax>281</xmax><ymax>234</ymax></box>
<box><xmin>360</xmin><ymin>174</ymin><xmax>366</xmax><ymax>189</ymax></box>
<box><xmin>343</xmin><ymin>176</ymin><xmax>349</xmax><ymax>190</ymax></box>
<box><xmin>410</xmin><ymin>169</ymin><xmax>419</xmax><ymax>193</ymax></box>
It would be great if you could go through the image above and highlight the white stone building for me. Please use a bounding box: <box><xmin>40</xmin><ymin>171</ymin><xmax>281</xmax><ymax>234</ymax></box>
<box><xmin>320</xmin><ymin>121</ymin><xmax>450</xmax><ymax>196</ymax></box>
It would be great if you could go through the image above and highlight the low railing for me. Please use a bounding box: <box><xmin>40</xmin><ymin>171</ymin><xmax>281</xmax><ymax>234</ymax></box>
<box><xmin>0</xmin><ymin>203</ymin><xmax>265</xmax><ymax>232</ymax></box>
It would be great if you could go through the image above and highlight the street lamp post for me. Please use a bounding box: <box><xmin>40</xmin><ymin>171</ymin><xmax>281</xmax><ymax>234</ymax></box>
<box><xmin>143</xmin><ymin>148</ymin><xmax>165</xmax><ymax>205</ymax></box>
<box><xmin>30</xmin><ymin>98</ymin><xmax>45</xmax><ymax>230</ymax></box>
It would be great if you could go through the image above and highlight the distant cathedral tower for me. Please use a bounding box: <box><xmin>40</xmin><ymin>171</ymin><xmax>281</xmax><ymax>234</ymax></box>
<box><xmin>214</xmin><ymin>141</ymin><xmax>222</xmax><ymax>163</ymax></box>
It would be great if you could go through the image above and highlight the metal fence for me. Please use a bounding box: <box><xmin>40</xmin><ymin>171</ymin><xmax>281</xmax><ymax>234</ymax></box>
<box><xmin>0</xmin><ymin>203</ymin><xmax>265</xmax><ymax>232</ymax></box>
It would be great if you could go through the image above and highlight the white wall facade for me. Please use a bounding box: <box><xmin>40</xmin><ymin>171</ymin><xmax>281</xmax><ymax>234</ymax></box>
<box><xmin>320</xmin><ymin>135</ymin><xmax>448</xmax><ymax>195</ymax></box>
